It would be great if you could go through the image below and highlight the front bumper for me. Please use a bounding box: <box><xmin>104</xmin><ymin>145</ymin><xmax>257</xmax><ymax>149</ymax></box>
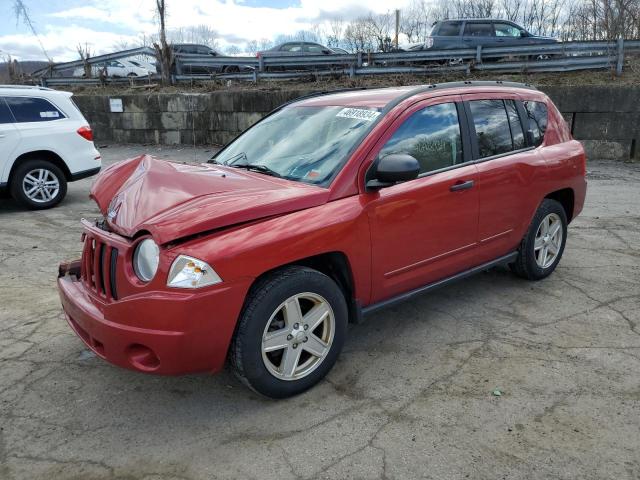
<box><xmin>58</xmin><ymin>262</ymin><xmax>251</xmax><ymax>375</ymax></box>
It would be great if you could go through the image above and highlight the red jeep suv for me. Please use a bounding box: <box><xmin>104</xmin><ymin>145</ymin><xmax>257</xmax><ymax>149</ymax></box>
<box><xmin>58</xmin><ymin>82</ymin><xmax>586</xmax><ymax>398</ymax></box>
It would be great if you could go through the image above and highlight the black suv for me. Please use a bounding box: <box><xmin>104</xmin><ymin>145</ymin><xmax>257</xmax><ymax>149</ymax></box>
<box><xmin>413</xmin><ymin>19</ymin><xmax>557</xmax><ymax>50</ymax></box>
<box><xmin>171</xmin><ymin>44</ymin><xmax>252</xmax><ymax>74</ymax></box>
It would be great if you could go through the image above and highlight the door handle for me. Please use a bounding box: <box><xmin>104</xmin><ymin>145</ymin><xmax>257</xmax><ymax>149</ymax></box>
<box><xmin>450</xmin><ymin>180</ymin><xmax>474</xmax><ymax>192</ymax></box>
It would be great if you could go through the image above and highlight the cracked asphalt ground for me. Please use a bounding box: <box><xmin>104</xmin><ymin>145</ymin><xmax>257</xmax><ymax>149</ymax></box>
<box><xmin>1</xmin><ymin>144</ymin><xmax>639</xmax><ymax>480</ymax></box>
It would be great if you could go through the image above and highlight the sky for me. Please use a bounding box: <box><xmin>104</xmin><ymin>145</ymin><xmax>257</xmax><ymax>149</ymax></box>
<box><xmin>0</xmin><ymin>0</ymin><xmax>412</xmax><ymax>62</ymax></box>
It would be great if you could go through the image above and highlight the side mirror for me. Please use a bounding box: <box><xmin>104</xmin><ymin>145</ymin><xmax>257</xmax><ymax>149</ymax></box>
<box><xmin>367</xmin><ymin>154</ymin><xmax>420</xmax><ymax>189</ymax></box>
<box><xmin>322</xmin><ymin>49</ymin><xmax>332</xmax><ymax>54</ymax></box>
<box><xmin>520</xmin><ymin>30</ymin><xmax>529</xmax><ymax>37</ymax></box>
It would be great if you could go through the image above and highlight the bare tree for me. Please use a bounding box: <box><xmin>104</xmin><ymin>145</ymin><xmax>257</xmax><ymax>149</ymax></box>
<box><xmin>326</xmin><ymin>18</ymin><xmax>345</xmax><ymax>47</ymax></box>
<box><xmin>13</xmin><ymin>0</ymin><xmax>51</xmax><ymax>62</ymax></box>
<box><xmin>77</xmin><ymin>43</ymin><xmax>93</xmax><ymax>78</ymax></box>
<box><xmin>153</xmin><ymin>0</ymin><xmax>172</xmax><ymax>85</ymax></box>
<box><xmin>245</xmin><ymin>40</ymin><xmax>259</xmax><ymax>55</ymax></box>
<box><xmin>225</xmin><ymin>45</ymin><xmax>241</xmax><ymax>55</ymax></box>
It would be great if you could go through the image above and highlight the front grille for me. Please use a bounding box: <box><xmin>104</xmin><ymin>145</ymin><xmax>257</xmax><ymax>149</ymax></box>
<box><xmin>81</xmin><ymin>233</ymin><xmax>119</xmax><ymax>300</ymax></box>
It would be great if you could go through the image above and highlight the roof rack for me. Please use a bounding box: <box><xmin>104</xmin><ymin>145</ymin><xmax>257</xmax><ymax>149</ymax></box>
<box><xmin>0</xmin><ymin>84</ymin><xmax>53</xmax><ymax>91</ymax></box>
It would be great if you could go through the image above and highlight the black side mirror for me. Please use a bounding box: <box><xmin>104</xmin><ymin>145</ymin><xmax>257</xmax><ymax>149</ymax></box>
<box><xmin>520</xmin><ymin>30</ymin><xmax>529</xmax><ymax>37</ymax></box>
<box><xmin>367</xmin><ymin>154</ymin><xmax>420</xmax><ymax>189</ymax></box>
<box><xmin>322</xmin><ymin>49</ymin><xmax>332</xmax><ymax>54</ymax></box>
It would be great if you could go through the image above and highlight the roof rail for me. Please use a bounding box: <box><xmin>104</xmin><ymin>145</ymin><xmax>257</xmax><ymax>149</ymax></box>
<box><xmin>0</xmin><ymin>84</ymin><xmax>53</xmax><ymax>91</ymax></box>
<box><xmin>285</xmin><ymin>87</ymin><xmax>370</xmax><ymax>107</ymax></box>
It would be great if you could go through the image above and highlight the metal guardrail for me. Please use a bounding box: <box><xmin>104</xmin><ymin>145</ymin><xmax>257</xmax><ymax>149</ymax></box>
<box><xmin>33</xmin><ymin>46</ymin><xmax>157</xmax><ymax>77</ymax></box>
<box><xmin>37</xmin><ymin>39</ymin><xmax>640</xmax><ymax>87</ymax></box>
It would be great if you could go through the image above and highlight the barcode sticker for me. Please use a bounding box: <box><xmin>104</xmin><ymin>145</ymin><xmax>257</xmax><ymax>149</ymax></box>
<box><xmin>336</xmin><ymin>108</ymin><xmax>380</xmax><ymax>121</ymax></box>
<box><xmin>40</xmin><ymin>111</ymin><xmax>60</xmax><ymax>118</ymax></box>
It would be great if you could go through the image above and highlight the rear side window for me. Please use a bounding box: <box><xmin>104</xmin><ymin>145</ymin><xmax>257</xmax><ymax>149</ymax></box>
<box><xmin>437</xmin><ymin>22</ymin><xmax>462</xmax><ymax>36</ymax></box>
<box><xmin>469</xmin><ymin>99</ymin><xmax>514</xmax><ymax>158</ymax></box>
<box><xmin>464</xmin><ymin>23</ymin><xmax>494</xmax><ymax>37</ymax></box>
<box><xmin>380</xmin><ymin>102</ymin><xmax>463</xmax><ymax>174</ymax></box>
<box><xmin>523</xmin><ymin>101</ymin><xmax>548</xmax><ymax>147</ymax></box>
<box><xmin>0</xmin><ymin>98</ymin><xmax>13</xmax><ymax>124</ymax></box>
<box><xmin>5</xmin><ymin>97</ymin><xmax>65</xmax><ymax>123</ymax></box>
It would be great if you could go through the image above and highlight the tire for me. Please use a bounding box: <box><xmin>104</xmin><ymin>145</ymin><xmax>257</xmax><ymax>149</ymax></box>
<box><xmin>229</xmin><ymin>266</ymin><xmax>348</xmax><ymax>398</ymax></box>
<box><xmin>10</xmin><ymin>159</ymin><xmax>67</xmax><ymax>210</ymax></box>
<box><xmin>511</xmin><ymin>198</ymin><xmax>568</xmax><ymax>280</ymax></box>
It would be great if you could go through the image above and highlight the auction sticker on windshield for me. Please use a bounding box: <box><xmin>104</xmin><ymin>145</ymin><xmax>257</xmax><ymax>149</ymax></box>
<box><xmin>336</xmin><ymin>108</ymin><xmax>381</xmax><ymax>121</ymax></box>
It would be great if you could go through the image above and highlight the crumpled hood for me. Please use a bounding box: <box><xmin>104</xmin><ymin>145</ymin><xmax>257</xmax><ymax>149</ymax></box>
<box><xmin>90</xmin><ymin>155</ymin><xmax>330</xmax><ymax>244</ymax></box>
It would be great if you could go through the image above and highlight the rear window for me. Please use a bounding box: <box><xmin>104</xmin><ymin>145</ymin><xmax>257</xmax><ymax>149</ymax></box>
<box><xmin>0</xmin><ymin>98</ymin><xmax>13</xmax><ymax>124</ymax></box>
<box><xmin>523</xmin><ymin>101</ymin><xmax>548</xmax><ymax>147</ymax></box>
<box><xmin>464</xmin><ymin>23</ymin><xmax>494</xmax><ymax>37</ymax></box>
<box><xmin>469</xmin><ymin>99</ymin><xmax>518</xmax><ymax>158</ymax></box>
<box><xmin>437</xmin><ymin>22</ymin><xmax>462</xmax><ymax>36</ymax></box>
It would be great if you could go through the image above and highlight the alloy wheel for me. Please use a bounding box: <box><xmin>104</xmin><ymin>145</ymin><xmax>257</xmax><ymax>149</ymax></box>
<box><xmin>261</xmin><ymin>292</ymin><xmax>335</xmax><ymax>381</ymax></box>
<box><xmin>22</xmin><ymin>168</ymin><xmax>60</xmax><ymax>204</ymax></box>
<box><xmin>534</xmin><ymin>212</ymin><xmax>563</xmax><ymax>269</ymax></box>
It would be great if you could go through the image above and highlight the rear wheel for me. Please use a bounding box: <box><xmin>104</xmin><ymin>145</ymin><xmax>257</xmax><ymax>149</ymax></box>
<box><xmin>229</xmin><ymin>266</ymin><xmax>348</xmax><ymax>398</ymax></box>
<box><xmin>511</xmin><ymin>199</ymin><xmax>567</xmax><ymax>280</ymax></box>
<box><xmin>10</xmin><ymin>159</ymin><xmax>67</xmax><ymax>210</ymax></box>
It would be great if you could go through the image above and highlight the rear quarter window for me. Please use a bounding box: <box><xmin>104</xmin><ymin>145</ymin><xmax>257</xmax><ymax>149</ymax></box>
<box><xmin>5</xmin><ymin>97</ymin><xmax>66</xmax><ymax>123</ymax></box>
<box><xmin>523</xmin><ymin>101</ymin><xmax>548</xmax><ymax>146</ymax></box>
<box><xmin>437</xmin><ymin>22</ymin><xmax>462</xmax><ymax>36</ymax></box>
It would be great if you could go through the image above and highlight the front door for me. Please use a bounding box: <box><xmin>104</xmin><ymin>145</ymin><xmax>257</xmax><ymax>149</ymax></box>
<box><xmin>364</xmin><ymin>97</ymin><xmax>480</xmax><ymax>303</ymax></box>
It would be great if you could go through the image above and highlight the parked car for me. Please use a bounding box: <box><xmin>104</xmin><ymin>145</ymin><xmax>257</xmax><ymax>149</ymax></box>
<box><xmin>72</xmin><ymin>59</ymin><xmax>149</xmax><ymax>78</ymax></box>
<box><xmin>257</xmin><ymin>41</ymin><xmax>340</xmax><ymax>58</ymax></box>
<box><xmin>58</xmin><ymin>81</ymin><xmax>586</xmax><ymax>398</ymax></box>
<box><xmin>413</xmin><ymin>19</ymin><xmax>558</xmax><ymax>50</ymax></box>
<box><xmin>171</xmin><ymin>43</ymin><xmax>253</xmax><ymax>74</ymax></box>
<box><xmin>125</xmin><ymin>58</ymin><xmax>157</xmax><ymax>75</ymax></box>
<box><xmin>257</xmin><ymin>41</ymin><xmax>348</xmax><ymax>70</ymax></box>
<box><xmin>0</xmin><ymin>85</ymin><xmax>101</xmax><ymax>209</ymax></box>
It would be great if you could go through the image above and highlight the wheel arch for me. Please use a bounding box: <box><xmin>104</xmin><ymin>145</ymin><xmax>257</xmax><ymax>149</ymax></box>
<box><xmin>248</xmin><ymin>251</ymin><xmax>360</xmax><ymax>323</ymax></box>
<box><xmin>545</xmin><ymin>187</ymin><xmax>575</xmax><ymax>223</ymax></box>
<box><xmin>8</xmin><ymin>150</ymin><xmax>71</xmax><ymax>186</ymax></box>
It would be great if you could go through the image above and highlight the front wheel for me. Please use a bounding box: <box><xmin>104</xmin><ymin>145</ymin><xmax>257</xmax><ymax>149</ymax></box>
<box><xmin>10</xmin><ymin>159</ymin><xmax>67</xmax><ymax>210</ymax></box>
<box><xmin>511</xmin><ymin>198</ymin><xmax>568</xmax><ymax>280</ymax></box>
<box><xmin>229</xmin><ymin>266</ymin><xmax>348</xmax><ymax>398</ymax></box>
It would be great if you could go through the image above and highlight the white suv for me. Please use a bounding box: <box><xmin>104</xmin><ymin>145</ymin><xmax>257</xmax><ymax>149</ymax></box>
<box><xmin>0</xmin><ymin>85</ymin><xmax>101</xmax><ymax>209</ymax></box>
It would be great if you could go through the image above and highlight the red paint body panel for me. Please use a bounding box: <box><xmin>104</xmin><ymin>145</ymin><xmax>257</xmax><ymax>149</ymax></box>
<box><xmin>59</xmin><ymin>84</ymin><xmax>587</xmax><ymax>376</ymax></box>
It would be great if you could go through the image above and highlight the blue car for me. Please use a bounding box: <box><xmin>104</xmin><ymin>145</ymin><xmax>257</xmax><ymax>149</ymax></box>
<box><xmin>413</xmin><ymin>19</ymin><xmax>557</xmax><ymax>51</ymax></box>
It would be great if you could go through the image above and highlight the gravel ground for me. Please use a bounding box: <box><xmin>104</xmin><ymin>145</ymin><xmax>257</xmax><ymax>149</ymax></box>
<box><xmin>1</xmin><ymin>145</ymin><xmax>639</xmax><ymax>480</ymax></box>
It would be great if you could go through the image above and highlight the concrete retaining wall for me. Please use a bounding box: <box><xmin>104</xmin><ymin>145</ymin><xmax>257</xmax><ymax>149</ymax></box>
<box><xmin>74</xmin><ymin>85</ymin><xmax>639</xmax><ymax>161</ymax></box>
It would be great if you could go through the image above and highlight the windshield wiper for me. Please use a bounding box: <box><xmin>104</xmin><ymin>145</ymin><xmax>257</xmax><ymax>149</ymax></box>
<box><xmin>239</xmin><ymin>163</ymin><xmax>282</xmax><ymax>178</ymax></box>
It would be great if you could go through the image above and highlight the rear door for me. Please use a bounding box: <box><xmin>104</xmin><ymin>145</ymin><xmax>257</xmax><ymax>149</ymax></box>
<box><xmin>365</xmin><ymin>96</ymin><xmax>480</xmax><ymax>302</ymax></box>
<box><xmin>462</xmin><ymin>21</ymin><xmax>497</xmax><ymax>48</ymax></box>
<box><xmin>462</xmin><ymin>93</ymin><xmax>546</xmax><ymax>263</ymax></box>
<box><xmin>0</xmin><ymin>97</ymin><xmax>21</xmax><ymax>184</ymax></box>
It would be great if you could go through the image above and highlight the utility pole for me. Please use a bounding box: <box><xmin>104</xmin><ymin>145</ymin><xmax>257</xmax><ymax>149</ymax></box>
<box><xmin>394</xmin><ymin>9</ymin><xmax>400</xmax><ymax>49</ymax></box>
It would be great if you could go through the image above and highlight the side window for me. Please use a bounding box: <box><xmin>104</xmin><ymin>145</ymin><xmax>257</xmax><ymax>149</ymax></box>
<box><xmin>380</xmin><ymin>103</ymin><xmax>463</xmax><ymax>175</ymax></box>
<box><xmin>306</xmin><ymin>44</ymin><xmax>324</xmax><ymax>53</ymax></box>
<box><xmin>505</xmin><ymin>100</ymin><xmax>525</xmax><ymax>149</ymax></box>
<box><xmin>468</xmin><ymin>99</ymin><xmax>513</xmax><ymax>158</ymax></box>
<box><xmin>0</xmin><ymin>98</ymin><xmax>13</xmax><ymax>124</ymax></box>
<box><xmin>494</xmin><ymin>23</ymin><xmax>521</xmax><ymax>37</ymax></box>
<box><xmin>464</xmin><ymin>23</ymin><xmax>494</xmax><ymax>37</ymax></box>
<box><xmin>437</xmin><ymin>22</ymin><xmax>462</xmax><ymax>36</ymax></box>
<box><xmin>5</xmin><ymin>97</ymin><xmax>65</xmax><ymax>123</ymax></box>
<box><xmin>523</xmin><ymin>101</ymin><xmax>548</xmax><ymax>147</ymax></box>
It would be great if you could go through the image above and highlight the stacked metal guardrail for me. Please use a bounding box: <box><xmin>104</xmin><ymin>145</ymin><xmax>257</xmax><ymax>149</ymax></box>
<box><xmin>37</xmin><ymin>39</ymin><xmax>640</xmax><ymax>87</ymax></box>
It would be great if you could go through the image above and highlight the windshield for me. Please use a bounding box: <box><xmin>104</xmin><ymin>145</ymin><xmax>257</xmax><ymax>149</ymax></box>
<box><xmin>214</xmin><ymin>105</ymin><xmax>380</xmax><ymax>185</ymax></box>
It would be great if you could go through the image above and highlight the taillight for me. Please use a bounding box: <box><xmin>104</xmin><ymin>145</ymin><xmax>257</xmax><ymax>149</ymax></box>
<box><xmin>77</xmin><ymin>126</ymin><xmax>93</xmax><ymax>141</ymax></box>
<box><xmin>256</xmin><ymin>52</ymin><xmax>261</xmax><ymax>58</ymax></box>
